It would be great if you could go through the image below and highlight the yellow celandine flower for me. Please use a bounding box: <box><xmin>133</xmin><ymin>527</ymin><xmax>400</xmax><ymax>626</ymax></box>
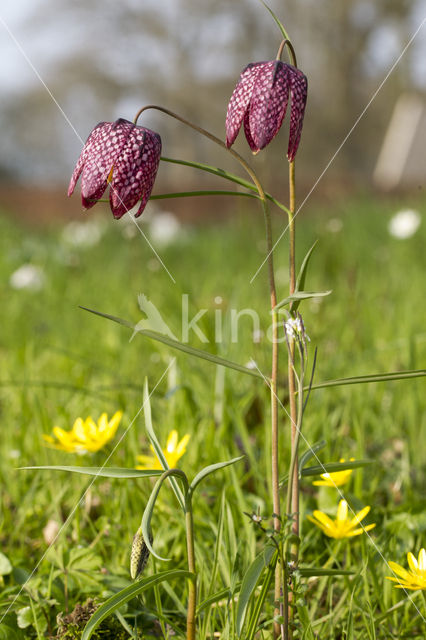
<box><xmin>136</xmin><ymin>430</ymin><xmax>190</xmax><ymax>470</ymax></box>
<box><xmin>313</xmin><ymin>458</ymin><xmax>355</xmax><ymax>487</ymax></box>
<box><xmin>386</xmin><ymin>548</ymin><xmax>426</xmax><ymax>590</ymax></box>
<box><xmin>308</xmin><ymin>499</ymin><xmax>376</xmax><ymax>539</ymax></box>
<box><xmin>43</xmin><ymin>411</ymin><xmax>122</xmax><ymax>454</ymax></box>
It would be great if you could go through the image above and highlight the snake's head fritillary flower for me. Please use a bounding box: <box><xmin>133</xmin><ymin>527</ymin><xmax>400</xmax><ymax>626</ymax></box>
<box><xmin>308</xmin><ymin>499</ymin><xmax>376</xmax><ymax>539</ymax></box>
<box><xmin>68</xmin><ymin>118</ymin><xmax>161</xmax><ymax>219</ymax></box>
<box><xmin>386</xmin><ymin>548</ymin><xmax>426</xmax><ymax>590</ymax></box>
<box><xmin>43</xmin><ymin>411</ymin><xmax>122</xmax><ymax>454</ymax></box>
<box><xmin>313</xmin><ymin>458</ymin><xmax>356</xmax><ymax>488</ymax></box>
<box><xmin>226</xmin><ymin>60</ymin><xmax>307</xmax><ymax>160</ymax></box>
<box><xmin>136</xmin><ymin>430</ymin><xmax>190</xmax><ymax>470</ymax></box>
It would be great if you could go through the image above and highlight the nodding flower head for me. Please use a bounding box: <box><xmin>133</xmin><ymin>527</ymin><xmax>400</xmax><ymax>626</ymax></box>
<box><xmin>68</xmin><ymin>118</ymin><xmax>161</xmax><ymax>219</ymax></box>
<box><xmin>226</xmin><ymin>60</ymin><xmax>307</xmax><ymax>160</ymax></box>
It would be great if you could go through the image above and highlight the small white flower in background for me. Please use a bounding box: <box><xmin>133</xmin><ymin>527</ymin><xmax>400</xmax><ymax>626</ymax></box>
<box><xmin>284</xmin><ymin>316</ymin><xmax>310</xmax><ymax>342</ymax></box>
<box><xmin>388</xmin><ymin>209</ymin><xmax>421</xmax><ymax>239</ymax></box>
<box><xmin>9</xmin><ymin>264</ymin><xmax>44</xmax><ymax>291</ymax></box>
<box><xmin>149</xmin><ymin>212</ymin><xmax>182</xmax><ymax>247</ymax></box>
<box><xmin>245</xmin><ymin>358</ymin><xmax>258</xmax><ymax>370</ymax></box>
<box><xmin>43</xmin><ymin>519</ymin><xmax>60</xmax><ymax>545</ymax></box>
<box><xmin>61</xmin><ymin>219</ymin><xmax>105</xmax><ymax>248</ymax></box>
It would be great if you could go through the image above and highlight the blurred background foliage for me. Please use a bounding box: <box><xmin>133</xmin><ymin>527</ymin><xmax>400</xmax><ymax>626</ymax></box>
<box><xmin>0</xmin><ymin>0</ymin><xmax>425</xmax><ymax>203</ymax></box>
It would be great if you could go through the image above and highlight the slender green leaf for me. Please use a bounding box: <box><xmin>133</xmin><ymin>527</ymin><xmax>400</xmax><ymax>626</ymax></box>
<box><xmin>190</xmin><ymin>456</ymin><xmax>244</xmax><ymax>494</ymax></box>
<box><xmin>197</xmin><ymin>585</ymin><xmax>240</xmax><ymax>614</ymax></box>
<box><xmin>299</xmin><ymin>440</ymin><xmax>327</xmax><ymax>471</ymax></box>
<box><xmin>244</xmin><ymin>551</ymin><xmax>277</xmax><ymax>640</ymax></box>
<box><xmin>236</xmin><ymin>544</ymin><xmax>276</xmax><ymax>636</ymax></box>
<box><xmin>275</xmin><ymin>290</ymin><xmax>332</xmax><ymax>311</ymax></box>
<box><xmin>80</xmin><ymin>307</ymin><xmax>266</xmax><ymax>381</ymax></box>
<box><xmin>160</xmin><ymin>157</ymin><xmax>290</xmax><ymax>215</ymax></box>
<box><xmin>293</xmin><ymin>240</ymin><xmax>319</xmax><ymax>311</ymax></box>
<box><xmin>143</xmin><ymin>379</ymin><xmax>185</xmax><ymax>510</ymax></box>
<box><xmin>20</xmin><ymin>466</ymin><xmax>163</xmax><ymax>479</ymax></box>
<box><xmin>81</xmin><ymin>570</ymin><xmax>193</xmax><ymax>640</ymax></box>
<box><xmin>151</xmin><ymin>190</ymin><xmax>257</xmax><ymax>201</ymax></box>
<box><xmin>306</xmin><ymin>369</ymin><xmax>426</xmax><ymax>391</ymax></box>
<box><xmin>141</xmin><ymin>469</ymin><xmax>188</xmax><ymax>562</ymax></box>
<box><xmin>301</xmin><ymin>459</ymin><xmax>375</xmax><ymax>477</ymax></box>
<box><xmin>297</xmin><ymin>567</ymin><xmax>354</xmax><ymax>577</ymax></box>
<box><xmin>259</xmin><ymin>1</ymin><xmax>290</xmax><ymax>40</ymax></box>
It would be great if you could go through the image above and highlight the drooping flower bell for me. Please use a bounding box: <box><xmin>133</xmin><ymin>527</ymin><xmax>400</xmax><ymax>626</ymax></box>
<box><xmin>225</xmin><ymin>60</ymin><xmax>307</xmax><ymax>160</ymax></box>
<box><xmin>68</xmin><ymin>118</ymin><xmax>161</xmax><ymax>219</ymax></box>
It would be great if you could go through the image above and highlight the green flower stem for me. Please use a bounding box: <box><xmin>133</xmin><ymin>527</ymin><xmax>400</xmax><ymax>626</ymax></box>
<box><xmin>135</xmin><ymin>104</ymin><xmax>282</xmax><ymax>636</ymax></box>
<box><xmin>286</xmin><ymin>159</ymin><xmax>298</xmax><ymax>639</ymax></box>
<box><xmin>185</xmin><ymin>498</ymin><xmax>197</xmax><ymax>640</ymax></box>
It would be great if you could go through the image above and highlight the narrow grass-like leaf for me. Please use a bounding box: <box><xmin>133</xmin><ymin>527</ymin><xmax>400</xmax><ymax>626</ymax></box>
<box><xmin>293</xmin><ymin>240</ymin><xmax>319</xmax><ymax>311</ymax></box>
<box><xmin>297</xmin><ymin>567</ymin><xmax>354</xmax><ymax>577</ymax></box>
<box><xmin>244</xmin><ymin>551</ymin><xmax>277</xmax><ymax>640</ymax></box>
<box><xmin>299</xmin><ymin>440</ymin><xmax>327</xmax><ymax>471</ymax></box>
<box><xmin>301</xmin><ymin>459</ymin><xmax>374</xmax><ymax>477</ymax></box>
<box><xmin>189</xmin><ymin>456</ymin><xmax>244</xmax><ymax>494</ymax></box>
<box><xmin>236</xmin><ymin>544</ymin><xmax>276</xmax><ymax>636</ymax></box>
<box><xmin>275</xmin><ymin>290</ymin><xmax>332</xmax><ymax>311</ymax></box>
<box><xmin>141</xmin><ymin>468</ymin><xmax>188</xmax><ymax>562</ymax></box>
<box><xmin>20</xmin><ymin>466</ymin><xmax>163</xmax><ymax>479</ymax></box>
<box><xmin>197</xmin><ymin>585</ymin><xmax>239</xmax><ymax>614</ymax></box>
<box><xmin>81</xmin><ymin>570</ymin><xmax>193</xmax><ymax>640</ymax></box>
<box><xmin>81</xmin><ymin>307</ymin><xmax>266</xmax><ymax>381</ymax></box>
<box><xmin>259</xmin><ymin>1</ymin><xmax>290</xmax><ymax>40</ymax></box>
<box><xmin>306</xmin><ymin>369</ymin><xmax>426</xmax><ymax>391</ymax></box>
<box><xmin>143</xmin><ymin>379</ymin><xmax>185</xmax><ymax>510</ymax></box>
<box><xmin>151</xmin><ymin>190</ymin><xmax>257</xmax><ymax>201</ymax></box>
<box><xmin>160</xmin><ymin>157</ymin><xmax>290</xmax><ymax>215</ymax></box>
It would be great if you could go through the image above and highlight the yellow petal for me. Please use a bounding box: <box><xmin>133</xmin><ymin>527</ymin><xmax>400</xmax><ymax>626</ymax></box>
<box><xmin>176</xmin><ymin>434</ymin><xmax>190</xmax><ymax>456</ymax></box>
<box><xmin>311</xmin><ymin>511</ymin><xmax>336</xmax><ymax>531</ymax></box>
<box><xmin>42</xmin><ymin>434</ymin><xmax>55</xmax><ymax>444</ymax></box>
<box><xmin>407</xmin><ymin>552</ymin><xmax>418</xmax><ymax>572</ymax></box>
<box><xmin>418</xmin><ymin>549</ymin><xmax>426</xmax><ymax>572</ymax></box>
<box><xmin>166</xmin><ymin>430</ymin><xmax>178</xmax><ymax>453</ymax></box>
<box><xmin>307</xmin><ymin>516</ymin><xmax>337</xmax><ymax>538</ymax></box>
<box><xmin>388</xmin><ymin>561</ymin><xmax>413</xmax><ymax>582</ymax></box>
<box><xmin>350</xmin><ymin>506</ymin><xmax>370</xmax><ymax>527</ymax></box>
<box><xmin>108</xmin><ymin>411</ymin><xmax>123</xmax><ymax>435</ymax></box>
<box><xmin>97</xmin><ymin>413</ymin><xmax>109</xmax><ymax>433</ymax></box>
<box><xmin>345</xmin><ymin>523</ymin><xmax>376</xmax><ymax>537</ymax></box>
<box><xmin>337</xmin><ymin>500</ymin><xmax>348</xmax><ymax>522</ymax></box>
<box><xmin>53</xmin><ymin>426</ymin><xmax>75</xmax><ymax>446</ymax></box>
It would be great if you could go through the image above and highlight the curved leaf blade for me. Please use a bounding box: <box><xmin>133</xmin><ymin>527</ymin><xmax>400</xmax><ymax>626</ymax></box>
<box><xmin>275</xmin><ymin>290</ymin><xmax>332</xmax><ymax>311</ymax></box>
<box><xmin>81</xmin><ymin>570</ymin><xmax>194</xmax><ymax>640</ymax></box>
<box><xmin>190</xmin><ymin>456</ymin><xmax>244</xmax><ymax>494</ymax></box>
<box><xmin>80</xmin><ymin>307</ymin><xmax>266</xmax><ymax>381</ymax></box>
<box><xmin>236</xmin><ymin>544</ymin><xmax>276</xmax><ymax>636</ymax></box>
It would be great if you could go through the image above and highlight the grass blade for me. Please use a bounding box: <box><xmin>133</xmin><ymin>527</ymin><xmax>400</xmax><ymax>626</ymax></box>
<box><xmin>236</xmin><ymin>544</ymin><xmax>276</xmax><ymax>636</ymax></box>
<box><xmin>297</xmin><ymin>567</ymin><xmax>354</xmax><ymax>577</ymax></box>
<box><xmin>301</xmin><ymin>459</ymin><xmax>375</xmax><ymax>477</ymax></box>
<box><xmin>143</xmin><ymin>379</ymin><xmax>185</xmax><ymax>510</ymax></box>
<box><xmin>81</xmin><ymin>570</ymin><xmax>194</xmax><ymax>640</ymax></box>
<box><xmin>80</xmin><ymin>307</ymin><xmax>266</xmax><ymax>381</ymax></box>
<box><xmin>189</xmin><ymin>456</ymin><xmax>244</xmax><ymax>494</ymax></box>
<box><xmin>275</xmin><ymin>290</ymin><xmax>332</xmax><ymax>310</ymax></box>
<box><xmin>20</xmin><ymin>466</ymin><xmax>163</xmax><ymax>479</ymax></box>
<box><xmin>306</xmin><ymin>369</ymin><xmax>426</xmax><ymax>391</ymax></box>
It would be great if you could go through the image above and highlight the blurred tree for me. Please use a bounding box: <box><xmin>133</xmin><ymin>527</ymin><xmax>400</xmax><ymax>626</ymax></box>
<box><xmin>0</xmin><ymin>0</ymin><xmax>421</xmax><ymax>191</ymax></box>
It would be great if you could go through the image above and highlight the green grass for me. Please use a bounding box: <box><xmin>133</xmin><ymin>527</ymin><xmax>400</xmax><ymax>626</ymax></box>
<box><xmin>0</xmin><ymin>193</ymin><xmax>425</xmax><ymax>638</ymax></box>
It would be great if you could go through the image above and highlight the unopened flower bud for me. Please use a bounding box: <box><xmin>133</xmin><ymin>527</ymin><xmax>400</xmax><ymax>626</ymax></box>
<box><xmin>130</xmin><ymin>528</ymin><xmax>152</xmax><ymax>580</ymax></box>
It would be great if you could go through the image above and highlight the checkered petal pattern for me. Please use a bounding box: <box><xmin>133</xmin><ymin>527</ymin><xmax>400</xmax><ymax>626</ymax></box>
<box><xmin>287</xmin><ymin>67</ymin><xmax>308</xmax><ymax>161</ymax></box>
<box><xmin>68</xmin><ymin>119</ymin><xmax>161</xmax><ymax>219</ymax></box>
<box><xmin>225</xmin><ymin>63</ymin><xmax>263</xmax><ymax>148</ymax></box>
<box><xmin>249</xmin><ymin>61</ymin><xmax>290</xmax><ymax>151</ymax></box>
<box><xmin>225</xmin><ymin>60</ymin><xmax>307</xmax><ymax>159</ymax></box>
<box><xmin>110</xmin><ymin>127</ymin><xmax>162</xmax><ymax>219</ymax></box>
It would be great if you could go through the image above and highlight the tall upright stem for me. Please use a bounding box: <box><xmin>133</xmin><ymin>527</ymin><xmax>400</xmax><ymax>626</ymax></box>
<box><xmin>262</xmin><ymin>200</ymin><xmax>281</xmax><ymax>634</ymax></box>
<box><xmin>185</xmin><ymin>502</ymin><xmax>197</xmax><ymax>640</ymax></box>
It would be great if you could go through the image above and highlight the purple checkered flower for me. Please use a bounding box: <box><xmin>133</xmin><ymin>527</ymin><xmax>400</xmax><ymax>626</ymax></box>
<box><xmin>225</xmin><ymin>61</ymin><xmax>307</xmax><ymax>160</ymax></box>
<box><xmin>68</xmin><ymin>118</ymin><xmax>161</xmax><ymax>219</ymax></box>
